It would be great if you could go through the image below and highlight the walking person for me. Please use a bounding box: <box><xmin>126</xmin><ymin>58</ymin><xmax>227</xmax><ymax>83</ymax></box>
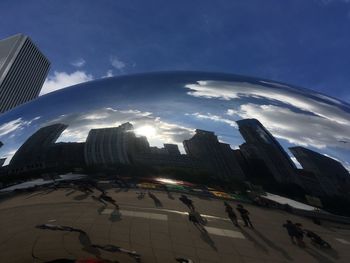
<box><xmin>282</xmin><ymin>220</ymin><xmax>298</xmax><ymax>244</ymax></box>
<box><xmin>179</xmin><ymin>194</ymin><xmax>195</xmax><ymax>210</ymax></box>
<box><xmin>224</xmin><ymin>202</ymin><xmax>239</xmax><ymax>227</ymax></box>
<box><xmin>236</xmin><ymin>204</ymin><xmax>254</xmax><ymax>228</ymax></box>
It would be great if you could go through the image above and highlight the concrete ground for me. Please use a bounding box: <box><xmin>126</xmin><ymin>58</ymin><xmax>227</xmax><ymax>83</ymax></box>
<box><xmin>0</xmin><ymin>187</ymin><xmax>349</xmax><ymax>263</ymax></box>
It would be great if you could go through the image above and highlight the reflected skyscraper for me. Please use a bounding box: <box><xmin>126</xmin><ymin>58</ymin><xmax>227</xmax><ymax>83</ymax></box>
<box><xmin>290</xmin><ymin>146</ymin><xmax>350</xmax><ymax>197</ymax></box>
<box><xmin>84</xmin><ymin>122</ymin><xmax>135</xmax><ymax>166</ymax></box>
<box><xmin>183</xmin><ymin>129</ymin><xmax>245</xmax><ymax>181</ymax></box>
<box><xmin>10</xmin><ymin>123</ymin><xmax>68</xmax><ymax>172</ymax></box>
<box><xmin>237</xmin><ymin>119</ymin><xmax>296</xmax><ymax>183</ymax></box>
<box><xmin>0</xmin><ymin>34</ymin><xmax>50</xmax><ymax>113</ymax></box>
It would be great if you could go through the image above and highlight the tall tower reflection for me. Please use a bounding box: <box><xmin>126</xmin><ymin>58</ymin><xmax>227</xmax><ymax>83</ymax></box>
<box><xmin>237</xmin><ymin>119</ymin><xmax>296</xmax><ymax>184</ymax></box>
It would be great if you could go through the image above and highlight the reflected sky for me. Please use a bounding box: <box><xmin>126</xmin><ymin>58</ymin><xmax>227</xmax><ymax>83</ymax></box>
<box><xmin>0</xmin><ymin>71</ymin><xmax>349</xmax><ymax>169</ymax></box>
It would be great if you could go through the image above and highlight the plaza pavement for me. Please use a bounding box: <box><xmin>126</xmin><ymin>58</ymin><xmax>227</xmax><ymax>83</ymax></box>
<box><xmin>0</xmin><ymin>187</ymin><xmax>349</xmax><ymax>263</ymax></box>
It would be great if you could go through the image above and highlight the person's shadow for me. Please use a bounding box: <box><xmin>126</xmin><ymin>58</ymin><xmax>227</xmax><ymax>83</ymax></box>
<box><xmin>253</xmin><ymin>229</ymin><xmax>293</xmax><ymax>261</ymax></box>
<box><xmin>240</xmin><ymin>227</ymin><xmax>268</xmax><ymax>253</ymax></box>
<box><xmin>65</xmin><ymin>190</ymin><xmax>76</xmax><ymax>197</ymax></box>
<box><xmin>200</xmin><ymin>231</ymin><xmax>217</xmax><ymax>251</ymax></box>
<box><xmin>308</xmin><ymin>241</ymin><xmax>339</xmax><ymax>261</ymax></box>
<box><xmin>304</xmin><ymin>247</ymin><xmax>336</xmax><ymax>263</ymax></box>
<box><xmin>73</xmin><ymin>192</ymin><xmax>90</xmax><ymax>201</ymax></box>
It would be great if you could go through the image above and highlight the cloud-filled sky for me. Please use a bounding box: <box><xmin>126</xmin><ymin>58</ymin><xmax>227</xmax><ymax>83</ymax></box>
<box><xmin>1</xmin><ymin>0</ymin><xmax>350</xmax><ymax>101</ymax></box>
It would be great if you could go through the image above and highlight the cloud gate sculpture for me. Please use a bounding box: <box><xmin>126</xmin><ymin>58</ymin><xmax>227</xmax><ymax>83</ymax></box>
<box><xmin>0</xmin><ymin>72</ymin><xmax>349</xmax><ymax>262</ymax></box>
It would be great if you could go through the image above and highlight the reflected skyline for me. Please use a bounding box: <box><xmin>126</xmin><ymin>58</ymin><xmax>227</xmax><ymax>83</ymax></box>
<box><xmin>0</xmin><ymin>72</ymin><xmax>348</xmax><ymax>171</ymax></box>
<box><xmin>2</xmin><ymin>115</ymin><xmax>349</xmax><ymax>200</ymax></box>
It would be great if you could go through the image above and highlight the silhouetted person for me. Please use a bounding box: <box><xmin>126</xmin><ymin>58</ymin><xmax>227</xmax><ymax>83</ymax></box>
<box><xmin>236</xmin><ymin>204</ymin><xmax>253</xmax><ymax>228</ymax></box>
<box><xmin>304</xmin><ymin>229</ymin><xmax>331</xmax><ymax>248</ymax></box>
<box><xmin>283</xmin><ymin>220</ymin><xmax>298</xmax><ymax>244</ymax></box>
<box><xmin>179</xmin><ymin>194</ymin><xmax>194</xmax><ymax>210</ymax></box>
<box><xmin>189</xmin><ymin>210</ymin><xmax>206</xmax><ymax>232</ymax></box>
<box><xmin>295</xmin><ymin>223</ymin><xmax>306</xmax><ymax>247</ymax></box>
<box><xmin>224</xmin><ymin>202</ymin><xmax>239</xmax><ymax>227</ymax></box>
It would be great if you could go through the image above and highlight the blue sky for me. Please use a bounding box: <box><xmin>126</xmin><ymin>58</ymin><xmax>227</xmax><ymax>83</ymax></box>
<box><xmin>1</xmin><ymin>0</ymin><xmax>350</xmax><ymax>101</ymax></box>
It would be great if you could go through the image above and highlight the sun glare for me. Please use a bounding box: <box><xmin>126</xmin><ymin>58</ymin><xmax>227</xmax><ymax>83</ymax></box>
<box><xmin>135</xmin><ymin>125</ymin><xmax>157</xmax><ymax>137</ymax></box>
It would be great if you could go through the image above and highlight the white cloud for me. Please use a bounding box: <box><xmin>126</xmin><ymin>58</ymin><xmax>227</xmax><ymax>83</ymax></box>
<box><xmin>102</xmin><ymin>70</ymin><xmax>114</xmax><ymax>78</ymax></box>
<box><xmin>227</xmin><ymin>103</ymin><xmax>350</xmax><ymax>149</ymax></box>
<box><xmin>188</xmin><ymin>112</ymin><xmax>237</xmax><ymax>128</ymax></box>
<box><xmin>40</xmin><ymin>71</ymin><xmax>94</xmax><ymax>95</ymax></box>
<box><xmin>110</xmin><ymin>56</ymin><xmax>126</xmax><ymax>70</ymax></box>
<box><xmin>0</xmin><ymin>117</ymin><xmax>40</xmax><ymax>137</ymax></box>
<box><xmin>71</xmin><ymin>58</ymin><xmax>86</xmax><ymax>68</ymax></box>
<box><xmin>185</xmin><ymin>80</ymin><xmax>350</xmax><ymax>125</ymax></box>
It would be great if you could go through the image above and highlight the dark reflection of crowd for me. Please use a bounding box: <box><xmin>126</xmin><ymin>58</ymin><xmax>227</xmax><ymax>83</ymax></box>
<box><xmin>26</xmin><ymin>178</ymin><xmax>336</xmax><ymax>263</ymax></box>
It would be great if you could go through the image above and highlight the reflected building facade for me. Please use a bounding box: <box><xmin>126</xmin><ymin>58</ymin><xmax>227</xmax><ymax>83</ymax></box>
<box><xmin>183</xmin><ymin>129</ymin><xmax>245</xmax><ymax>181</ymax></box>
<box><xmin>9</xmin><ymin>123</ymin><xmax>85</xmax><ymax>174</ymax></box>
<box><xmin>84</xmin><ymin>123</ymin><xmax>135</xmax><ymax>166</ymax></box>
<box><xmin>0</xmin><ymin>34</ymin><xmax>50</xmax><ymax>113</ymax></box>
<box><xmin>237</xmin><ymin>119</ymin><xmax>297</xmax><ymax>184</ymax></box>
<box><xmin>290</xmin><ymin>146</ymin><xmax>350</xmax><ymax>197</ymax></box>
<box><xmin>10</xmin><ymin>124</ymin><xmax>68</xmax><ymax>172</ymax></box>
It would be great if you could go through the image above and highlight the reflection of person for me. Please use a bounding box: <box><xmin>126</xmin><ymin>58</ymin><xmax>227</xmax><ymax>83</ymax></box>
<box><xmin>224</xmin><ymin>202</ymin><xmax>239</xmax><ymax>227</ymax></box>
<box><xmin>304</xmin><ymin>229</ymin><xmax>331</xmax><ymax>248</ymax></box>
<box><xmin>283</xmin><ymin>220</ymin><xmax>297</xmax><ymax>244</ymax></box>
<box><xmin>295</xmin><ymin>223</ymin><xmax>306</xmax><ymax>247</ymax></box>
<box><xmin>193</xmin><ymin>210</ymin><xmax>207</xmax><ymax>225</ymax></box>
<box><xmin>100</xmin><ymin>193</ymin><xmax>119</xmax><ymax>209</ymax></box>
<box><xmin>188</xmin><ymin>210</ymin><xmax>206</xmax><ymax>232</ymax></box>
<box><xmin>236</xmin><ymin>204</ymin><xmax>253</xmax><ymax>228</ymax></box>
<box><xmin>179</xmin><ymin>195</ymin><xmax>194</xmax><ymax>210</ymax></box>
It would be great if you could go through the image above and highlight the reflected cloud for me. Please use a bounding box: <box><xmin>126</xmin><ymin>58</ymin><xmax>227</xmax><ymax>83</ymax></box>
<box><xmin>187</xmin><ymin>112</ymin><xmax>237</xmax><ymax>128</ymax></box>
<box><xmin>227</xmin><ymin>103</ymin><xmax>350</xmax><ymax>149</ymax></box>
<box><xmin>0</xmin><ymin>117</ymin><xmax>40</xmax><ymax>137</ymax></box>
<box><xmin>185</xmin><ymin>80</ymin><xmax>350</xmax><ymax>125</ymax></box>
<box><xmin>185</xmin><ymin>80</ymin><xmax>350</xmax><ymax>151</ymax></box>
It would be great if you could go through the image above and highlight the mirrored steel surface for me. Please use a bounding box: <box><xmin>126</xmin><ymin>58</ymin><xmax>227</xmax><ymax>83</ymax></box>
<box><xmin>0</xmin><ymin>71</ymin><xmax>349</xmax><ymax>169</ymax></box>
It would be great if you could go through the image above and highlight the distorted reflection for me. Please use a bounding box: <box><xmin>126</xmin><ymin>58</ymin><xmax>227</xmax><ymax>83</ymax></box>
<box><xmin>0</xmin><ymin>72</ymin><xmax>349</xmax><ymax>263</ymax></box>
<box><xmin>0</xmin><ymin>72</ymin><xmax>349</xmax><ymax>192</ymax></box>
